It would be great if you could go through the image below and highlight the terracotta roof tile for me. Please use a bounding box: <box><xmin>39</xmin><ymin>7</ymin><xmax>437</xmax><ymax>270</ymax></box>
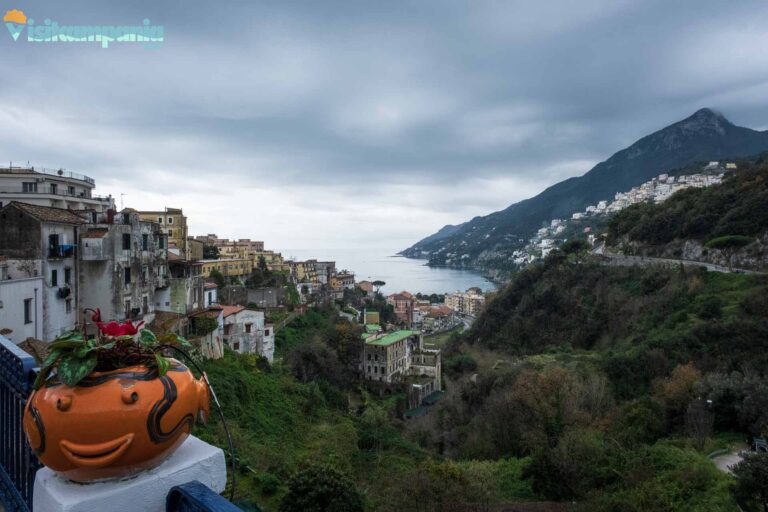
<box><xmin>6</xmin><ymin>202</ymin><xmax>85</xmax><ymax>225</ymax></box>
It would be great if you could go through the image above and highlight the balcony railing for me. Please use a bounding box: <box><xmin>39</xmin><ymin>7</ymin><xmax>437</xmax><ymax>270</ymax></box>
<box><xmin>0</xmin><ymin>335</ymin><xmax>243</xmax><ymax>512</ymax></box>
<box><xmin>0</xmin><ymin>187</ymin><xmax>112</xmax><ymax>202</ymax></box>
<box><xmin>48</xmin><ymin>244</ymin><xmax>76</xmax><ymax>259</ymax></box>
<box><xmin>0</xmin><ymin>334</ymin><xmax>40</xmax><ymax>512</ymax></box>
<box><xmin>0</xmin><ymin>166</ymin><xmax>95</xmax><ymax>185</ymax></box>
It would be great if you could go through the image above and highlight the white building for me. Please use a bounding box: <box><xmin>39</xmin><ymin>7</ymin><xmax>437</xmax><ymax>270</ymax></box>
<box><xmin>79</xmin><ymin>209</ymin><xmax>168</xmax><ymax>326</ymax></box>
<box><xmin>204</xmin><ymin>282</ymin><xmax>218</xmax><ymax>308</ymax></box>
<box><xmin>0</xmin><ymin>261</ymin><xmax>44</xmax><ymax>343</ymax></box>
<box><xmin>0</xmin><ymin>166</ymin><xmax>114</xmax><ymax>212</ymax></box>
<box><xmin>221</xmin><ymin>306</ymin><xmax>270</xmax><ymax>359</ymax></box>
<box><xmin>0</xmin><ymin>202</ymin><xmax>84</xmax><ymax>341</ymax></box>
<box><xmin>263</xmin><ymin>323</ymin><xmax>275</xmax><ymax>362</ymax></box>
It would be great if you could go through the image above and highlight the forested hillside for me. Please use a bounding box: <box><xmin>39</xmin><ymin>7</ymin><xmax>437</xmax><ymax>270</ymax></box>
<box><xmin>607</xmin><ymin>159</ymin><xmax>768</xmax><ymax>248</ymax></box>
<box><xmin>434</xmin><ymin>248</ymin><xmax>767</xmax><ymax>510</ymax></box>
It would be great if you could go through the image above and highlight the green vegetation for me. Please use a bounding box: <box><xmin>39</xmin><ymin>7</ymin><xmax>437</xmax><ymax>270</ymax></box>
<box><xmin>608</xmin><ymin>160</ymin><xmax>768</xmax><ymax>246</ymax></box>
<box><xmin>731</xmin><ymin>452</ymin><xmax>768</xmax><ymax>511</ymax></box>
<box><xmin>203</xmin><ymin>244</ymin><xmax>220</xmax><ymax>259</ymax></box>
<box><xmin>209</xmin><ymin>268</ymin><xmax>226</xmax><ymax>288</ymax></box>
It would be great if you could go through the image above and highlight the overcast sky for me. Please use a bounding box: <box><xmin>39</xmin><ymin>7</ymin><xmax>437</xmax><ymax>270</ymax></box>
<box><xmin>2</xmin><ymin>0</ymin><xmax>768</xmax><ymax>252</ymax></box>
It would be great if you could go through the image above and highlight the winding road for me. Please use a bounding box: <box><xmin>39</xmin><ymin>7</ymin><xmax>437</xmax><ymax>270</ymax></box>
<box><xmin>595</xmin><ymin>246</ymin><xmax>761</xmax><ymax>274</ymax></box>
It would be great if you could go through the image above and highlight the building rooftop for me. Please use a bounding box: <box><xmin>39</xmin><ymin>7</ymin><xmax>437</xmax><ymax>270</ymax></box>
<box><xmin>366</xmin><ymin>330</ymin><xmax>418</xmax><ymax>347</ymax></box>
<box><xmin>0</xmin><ymin>166</ymin><xmax>95</xmax><ymax>185</ymax></box>
<box><xmin>365</xmin><ymin>324</ymin><xmax>382</xmax><ymax>333</ymax></box>
<box><xmin>217</xmin><ymin>305</ymin><xmax>245</xmax><ymax>318</ymax></box>
<box><xmin>4</xmin><ymin>201</ymin><xmax>86</xmax><ymax>225</ymax></box>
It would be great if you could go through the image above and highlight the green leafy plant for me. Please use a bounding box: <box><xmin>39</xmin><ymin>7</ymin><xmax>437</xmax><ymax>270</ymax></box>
<box><xmin>34</xmin><ymin>308</ymin><xmax>190</xmax><ymax>389</ymax></box>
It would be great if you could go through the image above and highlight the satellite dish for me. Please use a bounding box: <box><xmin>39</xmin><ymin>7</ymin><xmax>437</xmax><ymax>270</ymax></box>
<box><xmin>57</xmin><ymin>169</ymin><xmax>63</xmax><ymax>176</ymax></box>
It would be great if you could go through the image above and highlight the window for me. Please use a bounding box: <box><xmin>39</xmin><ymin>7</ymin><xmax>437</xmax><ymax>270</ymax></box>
<box><xmin>68</xmin><ymin>185</ymin><xmax>75</xmax><ymax>196</ymax></box>
<box><xmin>22</xmin><ymin>182</ymin><xmax>37</xmax><ymax>193</ymax></box>
<box><xmin>124</xmin><ymin>267</ymin><xmax>131</xmax><ymax>285</ymax></box>
<box><xmin>374</xmin><ymin>366</ymin><xmax>378</xmax><ymax>374</ymax></box>
<box><xmin>50</xmin><ymin>184</ymin><xmax>57</xmax><ymax>194</ymax></box>
<box><xmin>381</xmin><ymin>366</ymin><xmax>386</xmax><ymax>374</ymax></box>
<box><xmin>265</xmin><ymin>329</ymin><xmax>270</xmax><ymax>336</ymax></box>
<box><xmin>207</xmin><ymin>291</ymin><xmax>212</xmax><ymax>303</ymax></box>
<box><xmin>122</xmin><ymin>233</ymin><xmax>131</xmax><ymax>250</ymax></box>
<box><xmin>51</xmin><ymin>269</ymin><xmax>58</xmax><ymax>287</ymax></box>
<box><xmin>142</xmin><ymin>234</ymin><xmax>148</xmax><ymax>251</ymax></box>
<box><xmin>168</xmin><ymin>229</ymin><xmax>173</xmax><ymax>237</ymax></box>
<box><xmin>167</xmin><ymin>217</ymin><xmax>174</xmax><ymax>225</ymax></box>
<box><xmin>159</xmin><ymin>237</ymin><xmax>165</xmax><ymax>249</ymax></box>
<box><xmin>233</xmin><ymin>342</ymin><xmax>240</xmax><ymax>351</ymax></box>
<box><xmin>64</xmin><ymin>268</ymin><xmax>71</xmax><ymax>284</ymax></box>
<box><xmin>245</xmin><ymin>323</ymin><xmax>252</xmax><ymax>333</ymax></box>
<box><xmin>24</xmin><ymin>299</ymin><xmax>32</xmax><ymax>324</ymax></box>
<box><xmin>367</xmin><ymin>354</ymin><xmax>371</xmax><ymax>361</ymax></box>
<box><xmin>367</xmin><ymin>365</ymin><xmax>371</xmax><ymax>373</ymax></box>
<box><xmin>157</xmin><ymin>217</ymin><xmax>163</xmax><ymax>224</ymax></box>
<box><xmin>65</xmin><ymin>299</ymin><xmax>72</xmax><ymax>314</ymax></box>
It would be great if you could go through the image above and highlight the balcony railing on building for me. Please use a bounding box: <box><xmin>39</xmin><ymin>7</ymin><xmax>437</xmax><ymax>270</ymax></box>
<box><xmin>48</xmin><ymin>244</ymin><xmax>76</xmax><ymax>259</ymax></box>
<box><xmin>0</xmin><ymin>186</ymin><xmax>113</xmax><ymax>203</ymax></box>
<box><xmin>0</xmin><ymin>334</ymin><xmax>242</xmax><ymax>512</ymax></box>
<box><xmin>0</xmin><ymin>166</ymin><xmax>96</xmax><ymax>186</ymax></box>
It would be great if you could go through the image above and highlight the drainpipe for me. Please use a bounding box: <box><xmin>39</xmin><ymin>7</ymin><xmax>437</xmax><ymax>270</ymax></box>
<box><xmin>74</xmin><ymin>226</ymin><xmax>79</xmax><ymax>330</ymax></box>
<box><xmin>34</xmin><ymin>287</ymin><xmax>38</xmax><ymax>339</ymax></box>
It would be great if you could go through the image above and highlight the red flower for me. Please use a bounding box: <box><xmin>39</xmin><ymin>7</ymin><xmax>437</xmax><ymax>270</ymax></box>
<box><xmin>91</xmin><ymin>308</ymin><xmax>102</xmax><ymax>323</ymax></box>
<box><xmin>97</xmin><ymin>320</ymin><xmax>145</xmax><ymax>337</ymax></box>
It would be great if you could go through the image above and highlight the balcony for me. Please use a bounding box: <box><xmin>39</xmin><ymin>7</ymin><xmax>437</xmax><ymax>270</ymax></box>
<box><xmin>0</xmin><ymin>166</ymin><xmax>95</xmax><ymax>185</ymax></box>
<box><xmin>48</xmin><ymin>244</ymin><xmax>76</xmax><ymax>259</ymax></box>
<box><xmin>0</xmin><ymin>186</ymin><xmax>112</xmax><ymax>203</ymax></box>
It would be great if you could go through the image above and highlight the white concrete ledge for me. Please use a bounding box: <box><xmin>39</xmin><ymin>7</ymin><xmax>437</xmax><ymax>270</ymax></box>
<box><xmin>33</xmin><ymin>435</ymin><xmax>226</xmax><ymax>512</ymax></box>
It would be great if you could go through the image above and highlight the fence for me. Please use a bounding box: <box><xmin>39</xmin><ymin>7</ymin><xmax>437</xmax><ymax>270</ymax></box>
<box><xmin>0</xmin><ymin>335</ymin><xmax>40</xmax><ymax>512</ymax></box>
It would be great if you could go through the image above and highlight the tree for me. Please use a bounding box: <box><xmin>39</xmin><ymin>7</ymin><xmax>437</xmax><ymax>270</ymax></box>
<box><xmin>209</xmin><ymin>269</ymin><xmax>226</xmax><ymax>288</ymax></box>
<box><xmin>279</xmin><ymin>464</ymin><xmax>364</xmax><ymax>512</ymax></box>
<box><xmin>372</xmin><ymin>280</ymin><xmax>385</xmax><ymax>293</ymax></box>
<box><xmin>706</xmin><ymin>235</ymin><xmax>754</xmax><ymax>270</ymax></box>
<box><xmin>731</xmin><ymin>452</ymin><xmax>768</xmax><ymax>512</ymax></box>
<box><xmin>257</xmin><ymin>255</ymin><xmax>268</xmax><ymax>273</ymax></box>
<box><xmin>525</xmin><ymin>429</ymin><xmax>616</xmax><ymax>500</ymax></box>
<box><xmin>686</xmin><ymin>398</ymin><xmax>714</xmax><ymax>450</ymax></box>
<box><xmin>203</xmin><ymin>244</ymin><xmax>219</xmax><ymax>259</ymax></box>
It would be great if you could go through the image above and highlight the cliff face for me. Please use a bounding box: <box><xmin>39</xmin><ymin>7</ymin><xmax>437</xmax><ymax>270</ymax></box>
<box><xmin>401</xmin><ymin>109</ymin><xmax>768</xmax><ymax>271</ymax></box>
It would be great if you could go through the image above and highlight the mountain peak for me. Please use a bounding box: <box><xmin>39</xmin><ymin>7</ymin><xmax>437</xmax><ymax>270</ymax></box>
<box><xmin>672</xmin><ymin>107</ymin><xmax>731</xmax><ymax>136</ymax></box>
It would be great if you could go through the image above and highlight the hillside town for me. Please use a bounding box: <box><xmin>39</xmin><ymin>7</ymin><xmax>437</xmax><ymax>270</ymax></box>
<box><xmin>511</xmin><ymin>162</ymin><xmax>734</xmax><ymax>265</ymax></box>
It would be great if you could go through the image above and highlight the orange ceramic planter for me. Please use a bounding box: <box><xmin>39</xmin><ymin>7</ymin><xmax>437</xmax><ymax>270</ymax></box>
<box><xmin>23</xmin><ymin>360</ymin><xmax>210</xmax><ymax>482</ymax></box>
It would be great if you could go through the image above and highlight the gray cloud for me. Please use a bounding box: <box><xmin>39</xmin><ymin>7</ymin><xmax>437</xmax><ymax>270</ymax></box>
<box><xmin>1</xmin><ymin>0</ymin><xmax>767</xmax><ymax>251</ymax></box>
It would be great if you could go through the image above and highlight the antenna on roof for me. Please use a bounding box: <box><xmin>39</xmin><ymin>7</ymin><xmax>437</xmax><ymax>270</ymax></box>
<box><xmin>120</xmin><ymin>193</ymin><xmax>127</xmax><ymax>210</ymax></box>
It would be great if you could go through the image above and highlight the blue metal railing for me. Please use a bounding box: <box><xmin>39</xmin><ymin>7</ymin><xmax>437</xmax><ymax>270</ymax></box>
<box><xmin>166</xmin><ymin>481</ymin><xmax>245</xmax><ymax>512</ymax></box>
<box><xmin>0</xmin><ymin>335</ymin><xmax>40</xmax><ymax>512</ymax></box>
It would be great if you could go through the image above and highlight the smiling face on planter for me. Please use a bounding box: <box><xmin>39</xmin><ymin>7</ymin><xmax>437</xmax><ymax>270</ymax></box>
<box><xmin>24</xmin><ymin>361</ymin><xmax>210</xmax><ymax>482</ymax></box>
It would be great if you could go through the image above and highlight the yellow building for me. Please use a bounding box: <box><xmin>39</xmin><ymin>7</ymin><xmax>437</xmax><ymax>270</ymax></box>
<box><xmin>291</xmin><ymin>261</ymin><xmax>319</xmax><ymax>283</ymax></box>
<box><xmin>187</xmin><ymin>238</ymin><xmax>204</xmax><ymax>261</ymax></box>
<box><xmin>139</xmin><ymin>207</ymin><xmax>189</xmax><ymax>259</ymax></box>
<box><xmin>200</xmin><ymin>258</ymin><xmax>251</xmax><ymax>280</ymax></box>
